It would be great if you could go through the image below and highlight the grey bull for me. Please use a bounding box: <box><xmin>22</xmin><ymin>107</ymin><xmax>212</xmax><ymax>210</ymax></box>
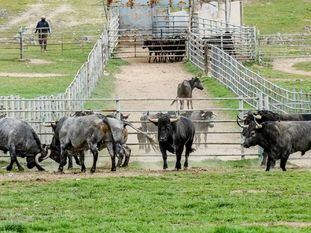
<box><xmin>50</xmin><ymin>114</ymin><xmax>119</xmax><ymax>173</ymax></box>
<box><xmin>171</xmin><ymin>77</ymin><xmax>204</xmax><ymax>110</ymax></box>
<box><xmin>0</xmin><ymin>117</ymin><xmax>48</xmax><ymax>171</ymax></box>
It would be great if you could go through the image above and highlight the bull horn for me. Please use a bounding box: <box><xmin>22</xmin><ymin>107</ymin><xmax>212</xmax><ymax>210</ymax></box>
<box><xmin>148</xmin><ymin>117</ymin><xmax>158</xmax><ymax>123</ymax></box>
<box><xmin>237</xmin><ymin>115</ymin><xmax>246</xmax><ymax>121</ymax></box>
<box><xmin>236</xmin><ymin>117</ymin><xmax>247</xmax><ymax>129</ymax></box>
<box><xmin>254</xmin><ymin>117</ymin><xmax>263</xmax><ymax>129</ymax></box>
<box><xmin>35</xmin><ymin>153</ymin><xmax>41</xmax><ymax>166</ymax></box>
<box><xmin>170</xmin><ymin>117</ymin><xmax>179</xmax><ymax>123</ymax></box>
<box><xmin>122</xmin><ymin>113</ymin><xmax>130</xmax><ymax>119</ymax></box>
<box><xmin>253</xmin><ymin>114</ymin><xmax>262</xmax><ymax>120</ymax></box>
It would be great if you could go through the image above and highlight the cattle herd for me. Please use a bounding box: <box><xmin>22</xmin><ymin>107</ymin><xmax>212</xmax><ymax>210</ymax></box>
<box><xmin>142</xmin><ymin>35</ymin><xmax>186</xmax><ymax>63</ymax></box>
<box><xmin>237</xmin><ymin>110</ymin><xmax>311</xmax><ymax>171</ymax></box>
<box><xmin>0</xmin><ymin>77</ymin><xmax>310</xmax><ymax>173</ymax></box>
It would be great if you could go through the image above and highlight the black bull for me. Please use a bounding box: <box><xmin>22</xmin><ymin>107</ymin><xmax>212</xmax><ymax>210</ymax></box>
<box><xmin>149</xmin><ymin>114</ymin><xmax>195</xmax><ymax>170</ymax></box>
<box><xmin>238</xmin><ymin>110</ymin><xmax>311</xmax><ymax>167</ymax></box>
<box><xmin>242</xmin><ymin>120</ymin><xmax>311</xmax><ymax>171</ymax></box>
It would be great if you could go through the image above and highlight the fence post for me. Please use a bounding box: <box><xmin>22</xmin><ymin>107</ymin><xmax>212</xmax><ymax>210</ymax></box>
<box><xmin>61</xmin><ymin>33</ymin><xmax>64</xmax><ymax>55</ymax></box>
<box><xmin>204</xmin><ymin>44</ymin><xmax>209</xmax><ymax>75</ymax></box>
<box><xmin>238</xmin><ymin>96</ymin><xmax>245</xmax><ymax>160</ymax></box>
<box><xmin>19</xmin><ymin>31</ymin><xmax>23</xmax><ymax>60</ymax></box>
<box><xmin>264</xmin><ymin>95</ymin><xmax>270</xmax><ymax>110</ymax></box>
<box><xmin>115</xmin><ymin>96</ymin><xmax>121</xmax><ymax>119</ymax></box>
<box><xmin>257</xmin><ymin>92</ymin><xmax>264</xmax><ymax>163</ymax></box>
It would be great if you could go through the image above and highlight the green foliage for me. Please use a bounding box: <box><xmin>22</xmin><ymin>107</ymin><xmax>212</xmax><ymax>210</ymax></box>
<box><xmin>0</xmin><ymin>165</ymin><xmax>310</xmax><ymax>232</ymax></box>
<box><xmin>292</xmin><ymin>62</ymin><xmax>311</xmax><ymax>72</ymax></box>
<box><xmin>245</xmin><ymin>62</ymin><xmax>311</xmax><ymax>93</ymax></box>
<box><xmin>244</xmin><ymin>0</ymin><xmax>311</xmax><ymax>34</ymax></box>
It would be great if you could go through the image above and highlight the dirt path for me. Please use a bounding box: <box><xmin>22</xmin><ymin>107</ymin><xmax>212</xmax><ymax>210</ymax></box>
<box><xmin>114</xmin><ymin>58</ymin><xmax>251</xmax><ymax>161</ymax></box>
<box><xmin>0</xmin><ymin>72</ymin><xmax>65</xmax><ymax>78</ymax></box>
<box><xmin>273</xmin><ymin>58</ymin><xmax>311</xmax><ymax>76</ymax></box>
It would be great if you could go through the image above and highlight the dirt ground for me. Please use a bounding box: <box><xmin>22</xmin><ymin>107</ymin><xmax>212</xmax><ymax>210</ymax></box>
<box><xmin>273</xmin><ymin>57</ymin><xmax>311</xmax><ymax>76</ymax></box>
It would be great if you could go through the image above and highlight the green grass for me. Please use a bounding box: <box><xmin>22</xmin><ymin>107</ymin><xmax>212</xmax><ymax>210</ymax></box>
<box><xmin>0</xmin><ymin>0</ymin><xmax>105</xmax><ymax>97</ymax></box>
<box><xmin>0</xmin><ymin>44</ymin><xmax>93</xmax><ymax>98</ymax></box>
<box><xmin>292</xmin><ymin>62</ymin><xmax>311</xmax><ymax>72</ymax></box>
<box><xmin>244</xmin><ymin>0</ymin><xmax>311</xmax><ymax>34</ymax></box>
<box><xmin>84</xmin><ymin>58</ymin><xmax>128</xmax><ymax>110</ymax></box>
<box><xmin>0</xmin><ymin>160</ymin><xmax>310</xmax><ymax>232</ymax></box>
<box><xmin>245</xmin><ymin>61</ymin><xmax>311</xmax><ymax>93</ymax></box>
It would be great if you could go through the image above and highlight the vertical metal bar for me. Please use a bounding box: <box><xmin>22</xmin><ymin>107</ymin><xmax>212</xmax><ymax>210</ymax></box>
<box><xmin>239</xmin><ymin>96</ymin><xmax>245</xmax><ymax>160</ymax></box>
<box><xmin>19</xmin><ymin>31</ymin><xmax>23</xmax><ymax>60</ymax></box>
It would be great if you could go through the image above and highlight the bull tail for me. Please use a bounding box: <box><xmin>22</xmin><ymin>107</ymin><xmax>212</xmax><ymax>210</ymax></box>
<box><xmin>101</xmin><ymin>117</ymin><xmax>117</xmax><ymax>150</ymax></box>
<box><xmin>170</xmin><ymin>97</ymin><xmax>178</xmax><ymax>106</ymax></box>
<box><xmin>190</xmin><ymin>148</ymin><xmax>196</xmax><ymax>153</ymax></box>
<box><xmin>124</xmin><ymin>121</ymin><xmax>158</xmax><ymax>151</ymax></box>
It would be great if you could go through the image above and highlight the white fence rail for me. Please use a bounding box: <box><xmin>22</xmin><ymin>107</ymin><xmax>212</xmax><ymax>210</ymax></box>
<box><xmin>0</xmin><ymin>97</ymin><xmax>260</xmax><ymax>159</ymax></box>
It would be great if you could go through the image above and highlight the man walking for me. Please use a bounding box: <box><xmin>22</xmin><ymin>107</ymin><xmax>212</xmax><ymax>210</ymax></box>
<box><xmin>35</xmin><ymin>17</ymin><xmax>50</xmax><ymax>51</ymax></box>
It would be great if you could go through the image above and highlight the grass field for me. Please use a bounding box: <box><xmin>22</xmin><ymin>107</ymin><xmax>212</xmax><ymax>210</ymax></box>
<box><xmin>0</xmin><ymin>0</ymin><xmax>105</xmax><ymax>97</ymax></box>
<box><xmin>244</xmin><ymin>0</ymin><xmax>311</xmax><ymax>34</ymax></box>
<box><xmin>0</xmin><ymin>160</ymin><xmax>310</xmax><ymax>233</ymax></box>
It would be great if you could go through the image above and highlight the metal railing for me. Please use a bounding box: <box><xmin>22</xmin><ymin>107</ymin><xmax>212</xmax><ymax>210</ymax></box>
<box><xmin>0</xmin><ymin>97</ymin><xmax>260</xmax><ymax>159</ymax></box>
<box><xmin>258</xmin><ymin>33</ymin><xmax>311</xmax><ymax>60</ymax></box>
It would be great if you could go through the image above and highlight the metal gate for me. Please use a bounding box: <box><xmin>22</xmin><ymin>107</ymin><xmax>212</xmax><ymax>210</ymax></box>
<box><xmin>109</xmin><ymin>1</ymin><xmax>189</xmax><ymax>61</ymax></box>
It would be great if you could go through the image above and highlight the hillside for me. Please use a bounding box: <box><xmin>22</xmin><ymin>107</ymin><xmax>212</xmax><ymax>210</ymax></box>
<box><xmin>244</xmin><ymin>0</ymin><xmax>311</xmax><ymax>34</ymax></box>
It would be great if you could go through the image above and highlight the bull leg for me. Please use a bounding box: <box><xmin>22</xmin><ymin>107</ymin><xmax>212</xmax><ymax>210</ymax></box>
<box><xmin>160</xmin><ymin>146</ymin><xmax>168</xmax><ymax>169</ymax></box>
<box><xmin>122</xmin><ymin>146</ymin><xmax>131</xmax><ymax>167</ymax></box>
<box><xmin>79</xmin><ymin>151</ymin><xmax>86</xmax><ymax>172</ymax></box>
<box><xmin>261</xmin><ymin>151</ymin><xmax>268</xmax><ymax>166</ymax></box>
<box><xmin>15</xmin><ymin>158</ymin><xmax>24</xmax><ymax>171</ymax></box>
<box><xmin>148</xmin><ymin>52</ymin><xmax>152</xmax><ymax>63</ymax></box>
<box><xmin>107</xmin><ymin>143</ymin><xmax>117</xmax><ymax>171</ymax></box>
<box><xmin>90</xmin><ymin>146</ymin><xmax>99</xmax><ymax>173</ymax></box>
<box><xmin>117</xmin><ymin>152</ymin><xmax>124</xmax><ymax>167</ymax></box>
<box><xmin>204</xmin><ymin>133</ymin><xmax>208</xmax><ymax>149</ymax></box>
<box><xmin>7</xmin><ymin>146</ymin><xmax>18</xmax><ymax>171</ymax></box>
<box><xmin>175</xmin><ymin>147</ymin><xmax>183</xmax><ymax>170</ymax></box>
<box><xmin>180</xmin><ymin>100</ymin><xmax>184</xmax><ymax>110</ymax></box>
<box><xmin>67</xmin><ymin>154</ymin><xmax>73</xmax><ymax>169</ymax></box>
<box><xmin>58</xmin><ymin>146</ymin><xmax>68</xmax><ymax>173</ymax></box>
<box><xmin>280</xmin><ymin>156</ymin><xmax>288</xmax><ymax>171</ymax></box>
<box><xmin>265</xmin><ymin>156</ymin><xmax>274</xmax><ymax>171</ymax></box>
<box><xmin>73</xmin><ymin>154</ymin><xmax>81</xmax><ymax>166</ymax></box>
<box><xmin>184</xmin><ymin>140</ymin><xmax>194</xmax><ymax>169</ymax></box>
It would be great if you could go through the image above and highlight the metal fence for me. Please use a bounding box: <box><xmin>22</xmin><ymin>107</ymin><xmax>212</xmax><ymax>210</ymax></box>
<box><xmin>258</xmin><ymin>33</ymin><xmax>311</xmax><ymax>60</ymax></box>
<box><xmin>191</xmin><ymin>15</ymin><xmax>257</xmax><ymax>61</ymax></box>
<box><xmin>0</xmin><ymin>97</ymin><xmax>260</xmax><ymax>159</ymax></box>
<box><xmin>188</xmin><ymin>32</ymin><xmax>311</xmax><ymax>113</ymax></box>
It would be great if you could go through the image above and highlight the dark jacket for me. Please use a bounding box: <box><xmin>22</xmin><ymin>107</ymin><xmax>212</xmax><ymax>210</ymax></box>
<box><xmin>35</xmin><ymin>19</ymin><xmax>50</xmax><ymax>33</ymax></box>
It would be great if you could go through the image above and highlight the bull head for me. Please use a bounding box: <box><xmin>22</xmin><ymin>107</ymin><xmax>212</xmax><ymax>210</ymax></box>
<box><xmin>148</xmin><ymin>117</ymin><xmax>179</xmax><ymax>124</ymax></box>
